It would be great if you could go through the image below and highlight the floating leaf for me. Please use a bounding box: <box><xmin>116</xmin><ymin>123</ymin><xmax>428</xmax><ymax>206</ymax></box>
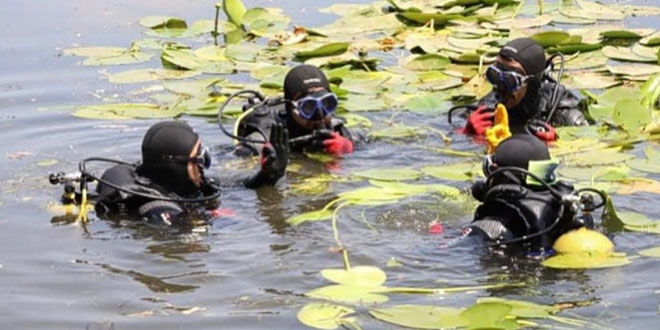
<box><xmin>404</xmin><ymin>93</ymin><xmax>449</xmax><ymax>113</ymax></box>
<box><xmin>162</xmin><ymin>48</ymin><xmax>236</xmax><ymax>74</ymax></box>
<box><xmin>542</xmin><ymin>252</ymin><xmax>630</xmax><ymax>269</ymax></box>
<box><xmin>72</xmin><ymin>103</ymin><xmax>182</xmax><ymax>120</ymax></box>
<box><xmin>530</xmin><ymin>31</ymin><xmax>570</xmax><ymax>48</ymax></box>
<box><xmin>628</xmin><ymin>159</ymin><xmax>660</xmax><ymax>174</ymax></box>
<box><xmin>602</xmin><ymin>46</ymin><xmax>656</xmax><ymax>63</ymax></box>
<box><xmin>297</xmin><ymin>303</ymin><xmax>355</xmax><ymax>330</ymax></box>
<box><xmin>639</xmin><ymin>246</ymin><xmax>660</xmax><ymax>258</ymax></box>
<box><xmin>295</xmin><ymin>42</ymin><xmax>350</xmax><ymax>60</ymax></box>
<box><xmin>460</xmin><ymin>302</ymin><xmax>513</xmax><ymax>329</ymax></box>
<box><xmin>476</xmin><ymin>297</ymin><xmax>558</xmax><ymax>319</ymax></box>
<box><xmin>225</xmin><ymin>43</ymin><xmax>263</xmax><ymax>62</ymax></box>
<box><xmin>405</xmin><ymin>53</ymin><xmax>451</xmax><ymax>71</ymax></box>
<box><xmin>563</xmin><ymin>51</ymin><xmax>608</xmax><ymax>71</ymax></box>
<box><xmin>108</xmin><ymin>68</ymin><xmax>199</xmax><ymax>84</ymax></box>
<box><xmin>286</xmin><ymin>209</ymin><xmax>333</xmax><ymax>226</ymax></box>
<box><xmin>560</xmin><ymin>0</ymin><xmax>625</xmax><ymax>21</ymax></box>
<box><xmin>139</xmin><ymin>16</ymin><xmax>187</xmax><ymax>29</ymax></box>
<box><xmin>547</xmin><ymin>43</ymin><xmax>602</xmax><ymax>55</ymax></box>
<box><xmin>421</xmin><ymin>162</ymin><xmax>479</xmax><ymax>181</ymax></box>
<box><xmin>63</xmin><ymin>46</ymin><xmax>126</xmax><ymax>57</ymax></box>
<box><xmin>352</xmin><ymin>168</ymin><xmax>421</xmax><ymax>181</ymax></box>
<box><xmin>306</xmin><ymin>284</ymin><xmax>389</xmax><ymax>305</ymax></box>
<box><xmin>223</xmin><ymin>0</ymin><xmax>247</xmax><ymax>26</ymax></box>
<box><xmin>369</xmin><ymin>305</ymin><xmax>467</xmax><ymax>329</ymax></box>
<box><xmin>321</xmin><ymin>266</ymin><xmax>387</xmax><ymax>287</ymax></box>
<box><xmin>607</xmin><ymin>63</ymin><xmax>660</xmax><ymax>77</ymax></box>
<box><xmin>562</xmin><ymin>71</ymin><xmax>620</xmax><ymax>90</ymax></box>
<box><xmin>398</xmin><ymin>12</ymin><xmax>465</xmax><ymax>26</ymax></box>
<box><xmin>613</xmin><ymin>98</ymin><xmax>652</xmax><ymax>131</ymax></box>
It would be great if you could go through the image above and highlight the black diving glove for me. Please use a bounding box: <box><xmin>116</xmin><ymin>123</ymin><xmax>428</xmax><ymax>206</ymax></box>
<box><xmin>245</xmin><ymin>123</ymin><xmax>289</xmax><ymax>188</ymax></box>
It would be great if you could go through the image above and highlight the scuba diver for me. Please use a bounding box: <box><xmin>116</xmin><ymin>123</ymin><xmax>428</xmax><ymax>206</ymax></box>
<box><xmin>451</xmin><ymin>38</ymin><xmax>588</xmax><ymax>142</ymax></box>
<box><xmin>49</xmin><ymin>120</ymin><xmax>289</xmax><ymax>228</ymax></box>
<box><xmin>221</xmin><ymin>64</ymin><xmax>356</xmax><ymax>156</ymax></box>
<box><xmin>466</xmin><ymin>134</ymin><xmax>604</xmax><ymax>253</ymax></box>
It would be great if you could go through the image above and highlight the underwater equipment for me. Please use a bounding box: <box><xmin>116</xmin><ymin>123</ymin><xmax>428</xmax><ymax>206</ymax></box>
<box><xmin>447</xmin><ymin>52</ymin><xmax>567</xmax><ymax>127</ymax></box>
<box><xmin>220</xmin><ymin>89</ymin><xmax>338</xmax><ymax>148</ymax></box>
<box><xmin>485</xmin><ymin>65</ymin><xmax>534</xmax><ymax>93</ymax></box>
<box><xmin>290</xmin><ymin>90</ymin><xmax>338</xmax><ymax>120</ymax></box>
<box><xmin>553</xmin><ymin>227</ymin><xmax>614</xmax><ymax>254</ymax></box>
<box><xmin>476</xmin><ymin>166</ymin><xmax>606</xmax><ymax>246</ymax></box>
<box><xmin>50</xmin><ymin>158</ymin><xmax>222</xmax><ymax>206</ymax></box>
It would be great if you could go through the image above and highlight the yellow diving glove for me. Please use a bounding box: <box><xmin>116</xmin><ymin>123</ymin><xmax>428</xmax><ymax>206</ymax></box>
<box><xmin>485</xmin><ymin>103</ymin><xmax>511</xmax><ymax>154</ymax></box>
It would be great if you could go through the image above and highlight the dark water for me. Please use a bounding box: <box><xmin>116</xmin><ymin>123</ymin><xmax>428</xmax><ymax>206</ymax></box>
<box><xmin>2</xmin><ymin>0</ymin><xmax>660</xmax><ymax>329</ymax></box>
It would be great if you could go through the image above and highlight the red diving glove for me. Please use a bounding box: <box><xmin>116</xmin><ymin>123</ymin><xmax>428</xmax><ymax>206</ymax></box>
<box><xmin>463</xmin><ymin>105</ymin><xmax>494</xmax><ymax>136</ymax></box>
<box><xmin>533</xmin><ymin>122</ymin><xmax>557</xmax><ymax>142</ymax></box>
<box><xmin>323</xmin><ymin>132</ymin><xmax>354</xmax><ymax>155</ymax></box>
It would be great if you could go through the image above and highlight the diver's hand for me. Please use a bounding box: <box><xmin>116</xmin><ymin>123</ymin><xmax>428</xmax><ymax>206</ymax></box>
<box><xmin>323</xmin><ymin>132</ymin><xmax>354</xmax><ymax>155</ymax></box>
<box><xmin>463</xmin><ymin>105</ymin><xmax>494</xmax><ymax>135</ymax></box>
<box><xmin>258</xmin><ymin>122</ymin><xmax>289</xmax><ymax>184</ymax></box>
<box><xmin>531</xmin><ymin>122</ymin><xmax>557</xmax><ymax>142</ymax></box>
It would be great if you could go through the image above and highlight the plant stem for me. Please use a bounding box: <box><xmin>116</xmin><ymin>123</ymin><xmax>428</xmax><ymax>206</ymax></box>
<box><xmin>214</xmin><ymin>4</ymin><xmax>221</xmax><ymax>46</ymax></box>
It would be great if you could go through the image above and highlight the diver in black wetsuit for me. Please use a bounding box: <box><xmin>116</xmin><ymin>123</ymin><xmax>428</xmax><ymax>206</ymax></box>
<box><xmin>50</xmin><ymin>120</ymin><xmax>288</xmax><ymax>228</ymax></box>
<box><xmin>467</xmin><ymin>134</ymin><xmax>593</xmax><ymax>252</ymax></box>
<box><xmin>233</xmin><ymin>65</ymin><xmax>357</xmax><ymax>156</ymax></box>
<box><xmin>458</xmin><ymin>38</ymin><xmax>588</xmax><ymax>142</ymax></box>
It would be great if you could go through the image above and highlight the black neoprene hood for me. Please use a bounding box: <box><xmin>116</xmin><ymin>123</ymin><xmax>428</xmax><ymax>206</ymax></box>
<box><xmin>283</xmin><ymin>64</ymin><xmax>330</xmax><ymax>101</ymax></box>
<box><xmin>493</xmin><ymin>133</ymin><xmax>550</xmax><ymax>170</ymax></box>
<box><xmin>499</xmin><ymin>38</ymin><xmax>546</xmax><ymax>76</ymax></box>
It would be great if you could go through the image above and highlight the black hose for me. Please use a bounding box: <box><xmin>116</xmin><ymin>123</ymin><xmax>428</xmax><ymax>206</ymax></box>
<box><xmin>544</xmin><ymin>53</ymin><xmax>565</xmax><ymax>124</ymax></box>
<box><xmin>447</xmin><ymin>104</ymin><xmax>478</xmax><ymax>127</ymax></box>
<box><xmin>217</xmin><ymin>90</ymin><xmax>269</xmax><ymax>144</ymax></box>
<box><xmin>78</xmin><ymin>157</ymin><xmax>222</xmax><ymax>203</ymax></box>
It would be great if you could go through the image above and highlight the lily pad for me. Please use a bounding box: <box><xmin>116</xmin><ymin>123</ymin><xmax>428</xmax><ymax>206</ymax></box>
<box><xmin>530</xmin><ymin>31</ymin><xmax>571</xmax><ymax>48</ymax></box>
<box><xmin>404</xmin><ymin>53</ymin><xmax>451</xmax><ymax>71</ymax></box>
<box><xmin>602</xmin><ymin>46</ymin><xmax>656</xmax><ymax>63</ymax></box>
<box><xmin>352</xmin><ymin>168</ymin><xmax>421</xmax><ymax>181</ymax></box>
<box><xmin>560</xmin><ymin>0</ymin><xmax>625</xmax><ymax>21</ymax></box>
<box><xmin>612</xmin><ymin>98</ymin><xmax>652</xmax><ymax>132</ymax></box>
<box><xmin>295</xmin><ymin>42</ymin><xmax>350</xmax><ymax>60</ymax></box>
<box><xmin>297</xmin><ymin>303</ymin><xmax>355</xmax><ymax>330</ymax></box>
<box><xmin>286</xmin><ymin>209</ymin><xmax>333</xmax><ymax>226</ymax></box>
<box><xmin>321</xmin><ymin>266</ymin><xmax>387</xmax><ymax>287</ymax></box>
<box><xmin>607</xmin><ymin>63</ymin><xmax>660</xmax><ymax>77</ymax></box>
<box><xmin>460</xmin><ymin>302</ymin><xmax>514</xmax><ymax>329</ymax></box>
<box><xmin>305</xmin><ymin>284</ymin><xmax>389</xmax><ymax>305</ymax></box>
<box><xmin>108</xmin><ymin>68</ymin><xmax>199</xmax><ymax>84</ymax></box>
<box><xmin>639</xmin><ymin>246</ymin><xmax>660</xmax><ymax>258</ymax></box>
<box><xmin>542</xmin><ymin>252</ymin><xmax>631</xmax><ymax>269</ymax></box>
<box><xmin>72</xmin><ymin>103</ymin><xmax>182</xmax><ymax>120</ymax></box>
<box><xmin>139</xmin><ymin>16</ymin><xmax>187</xmax><ymax>29</ymax></box>
<box><xmin>421</xmin><ymin>162</ymin><xmax>479</xmax><ymax>181</ymax></box>
<box><xmin>476</xmin><ymin>297</ymin><xmax>558</xmax><ymax>319</ymax></box>
<box><xmin>369</xmin><ymin>305</ymin><xmax>467</xmax><ymax>329</ymax></box>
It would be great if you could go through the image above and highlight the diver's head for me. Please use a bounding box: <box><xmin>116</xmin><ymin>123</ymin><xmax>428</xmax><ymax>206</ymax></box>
<box><xmin>284</xmin><ymin>65</ymin><xmax>338</xmax><ymax>132</ymax></box>
<box><xmin>484</xmin><ymin>133</ymin><xmax>550</xmax><ymax>184</ymax></box>
<box><xmin>139</xmin><ymin>121</ymin><xmax>211</xmax><ymax>196</ymax></box>
<box><xmin>486</xmin><ymin>38</ymin><xmax>546</xmax><ymax>111</ymax></box>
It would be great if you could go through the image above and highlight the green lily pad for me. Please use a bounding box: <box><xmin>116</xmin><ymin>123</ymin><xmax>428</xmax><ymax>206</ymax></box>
<box><xmin>108</xmin><ymin>68</ymin><xmax>199</xmax><ymax>84</ymax></box>
<box><xmin>563</xmin><ymin>52</ymin><xmax>608</xmax><ymax>71</ymax></box>
<box><xmin>421</xmin><ymin>162</ymin><xmax>479</xmax><ymax>181</ymax></box>
<box><xmin>476</xmin><ymin>297</ymin><xmax>558</xmax><ymax>319</ymax></box>
<box><xmin>223</xmin><ymin>0</ymin><xmax>247</xmax><ymax>26</ymax></box>
<box><xmin>602</xmin><ymin>46</ymin><xmax>656</xmax><ymax>63</ymax></box>
<box><xmin>369</xmin><ymin>305</ymin><xmax>467</xmax><ymax>329</ymax></box>
<box><xmin>607</xmin><ymin>63</ymin><xmax>660</xmax><ymax>77</ymax></box>
<box><xmin>162</xmin><ymin>48</ymin><xmax>236</xmax><ymax>74</ymax></box>
<box><xmin>305</xmin><ymin>284</ymin><xmax>389</xmax><ymax>305</ymax></box>
<box><xmin>63</xmin><ymin>46</ymin><xmax>126</xmax><ymax>57</ymax></box>
<box><xmin>542</xmin><ymin>252</ymin><xmax>631</xmax><ymax>269</ymax></box>
<box><xmin>352</xmin><ymin>168</ymin><xmax>421</xmax><ymax>181</ymax></box>
<box><xmin>295</xmin><ymin>42</ymin><xmax>350</xmax><ymax>60</ymax></box>
<box><xmin>369</xmin><ymin>125</ymin><xmax>420</xmax><ymax>139</ymax></box>
<box><xmin>639</xmin><ymin>246</ymin><xmax>660</xmax><ymax>258</ymax></box>
<box><xmin>404</xmin><ymin>93</ymin><xmax>449</xmax><ymax>113</ymax></box>
<box><xmin>340</xmin><ymin>94</ymin><xmax>387</xmax><ymax>112</ymax></box>
<box><xmin>404</xmin><ymin>53</ymin><xmax>451</xmax><ymax>71</ymax></box>
<box><xmin>225</xmin><ymin>43</ymin><xmax>263</xmax><ymax>62</ymax></box>
<box><xmin>460</xmin><ymin>302</ymin><xmax>514</xmax><ymax>329</ymax></box>
<box><xmin>72</xmin><ymin>103</ymin><xmax>182</xmax><ymax>120</ymax></box>
<box><xmin>562</xmin><ymin>71</ymin><xmax>620</xmax><ymax>90</ymax></box>
<box><xmin>613</xmin><ymin>98</ymin><xmax>652</xmax><ymax>131</ymax></box>
<box><xmin>560</xmin><ymin>0</ymin><xmax>625</xmax><ymax>21</ymax></box>
<box><xmin>297</xmin><ymin>303</ymin><xmax>355</xmax><ymax>330</ymax></box>
<box><xmin>547</xmin><ymin>43</ymin><xmax>602</xmax><ymax>54</ymax></box>
<box><xmin>530</xmin><ymin>31</ymin><xmax>571</xmax><ymax>48</ymax></box>
<box><xmin>139</xmin><ymin>16</ymin><xmax>187</xmax><ymax>29</ymax></box>
<box><xmin>628</xmin><ymin>158</ymin><xmax>660</xmax><ymax>174</ymax></box>
<box><xmin>398</xmin><ymin>12</ymin><xmax>465</xmax><ymax>26</ymax></box>
<box><xmin>286</xmin><ymin>209</ymin><xmax>333</xmax><ymax>226</ymax></box>
<box><xmin>321</xmin><ymin>266</ymin><xmax>387</xmax><ymax>287</ymax></box>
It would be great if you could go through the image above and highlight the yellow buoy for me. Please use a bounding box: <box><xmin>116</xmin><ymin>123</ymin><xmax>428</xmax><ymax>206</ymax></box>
<box><xmin>553</xmin><ymin>227</ymin><xmax>614</xmax><ymax>254</ymax></box>
<box><xmin>485</xmin><ymin>103</ymin><xmax>511</xmax><ymax>154</ymax></box>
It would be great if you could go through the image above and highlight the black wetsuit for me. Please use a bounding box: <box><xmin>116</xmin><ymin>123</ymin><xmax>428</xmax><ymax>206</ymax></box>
<box><xmin>478</xmin><ymin>78</ymin><xmax>587</xmax><ymax>133</ymax></box>
<box><xmin>94</xmin><ymin>164</ymin><xmax>220</xmax><ymax>227</ymax></box>
<box><xmin>235</xmin><ymin>102</ymin><xmax>354</xmax><ymax>155</ymax></box>
<box><xmin>469</xmin><ymin>177</ymin><xmax>588</xmax><ymax>251</ymax></box>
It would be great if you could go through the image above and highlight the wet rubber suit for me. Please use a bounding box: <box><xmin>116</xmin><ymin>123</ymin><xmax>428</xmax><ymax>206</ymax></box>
<box><xmin>468</xmin><ymin>134</ymin><xmax>590</xmax><ymax>251</ymax></box>
<box><xmin>477</xmin><ymin>78</ymin><xmax>587</xmax><ymax>132</ymax></box>
<box><xmin>234</xmin><ymin>101</ymin><xmax>354</xmax><ymax>155</ymax></box>
<box><xmin>235</xmin><ymin>65</ymin><xmax>357</xmax><ymax>156</ymax></box>
<box><xmin>94</xmin><ymin>121</ymin><xmax>287</xmax><ymax>228</ymax></box>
